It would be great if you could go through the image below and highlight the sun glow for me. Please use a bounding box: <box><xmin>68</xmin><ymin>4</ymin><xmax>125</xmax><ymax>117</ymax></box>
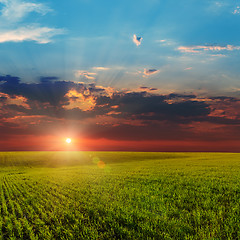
<box><xmin>66</xmin><ymin>138</ymin><xmax>72</xmax><ymax>144</ymax></box>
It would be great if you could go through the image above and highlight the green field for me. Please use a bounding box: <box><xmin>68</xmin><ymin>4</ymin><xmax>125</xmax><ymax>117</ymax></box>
<box><xmin>0</xmin><ymin>151</ymin><xmax>240</xmax><ymax>239</ymax></box>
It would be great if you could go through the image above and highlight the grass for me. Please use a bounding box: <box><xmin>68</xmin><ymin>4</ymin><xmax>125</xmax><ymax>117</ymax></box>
<box><xmin>0</xmin><ymin>151</ymin><xmax>240</xmax><ymax>239</ymax></box>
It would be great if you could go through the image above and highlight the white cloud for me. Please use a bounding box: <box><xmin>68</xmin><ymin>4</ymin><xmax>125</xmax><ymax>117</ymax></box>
<box><xmin>75</xmin><ymin>70</ymin><xmax>97</xmax><ymax>80</ymax></box>
<box><xmin>0</xmin><ymin>0</ymin><xmax>63</xmax><ymax>44</ymax></box>
<box><xmin>0</xmin><ymin>25</ymin><xmax>64</xmax><ymax>43</ymax></box>
<box><xmin>208</xmin><ymin>2</ymin><xmax>240</xmax><ymax>15</ymax></box>
<box><xmin>215</xmin><ymin>2</ymin><xmax>224</xmax><ymax>7</ymax></box>
<box><xmin>155</xmin><ymin>39</ymin><xmax>176</xmax><ymax>47</ymax></box>
<box><xmin>0</xmin><ymin>0</ymin><xmax>51</xmax><ymax>22</ymax></box>
<box><xmin>178</xmin><ymin>45</ymin><xmax>240</xmax><ymax>53</ymax></box>
<box><xmin>92</xmin><ymin>67</ymin><xmax>110</xmax><ymax>71</ymax></box>
<box><xmin>133</xmin><ymin>34</ymin><xmax>142</xmax><ymax>46</ymax></box>
<box><xmin>207</xmin><ymin>1</ymin><xmax>228</xmax><ymax>14</ymax></box>
<box><xmin>210</xmin><ymin>54</ymin><xmax>226</xmax><ymax>57</ymax></box>
<box><xmin>156</xmin><ymin>39</ymin><xmax>166</xmax><ymax>43</ymax></box>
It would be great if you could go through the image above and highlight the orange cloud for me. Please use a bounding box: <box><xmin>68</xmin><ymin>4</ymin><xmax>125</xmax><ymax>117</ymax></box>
<box><xmin>92</xmin><ymin>67</ymin><xmax>110</xmax><ymax>71</ymax></box>
<box><xmin>4</xmin><ymin>115</ymin><xmax>47</xmax><ymax>126</ymax></box>
<box><xmin>64</xmin><ymin>89</ymin><xmax>96</xmax><ymax>111</ymax></box>
<box><xmin>0</xmin><ymin>92</ymin><xmax>30</xmax><ymax>109</ymax></box>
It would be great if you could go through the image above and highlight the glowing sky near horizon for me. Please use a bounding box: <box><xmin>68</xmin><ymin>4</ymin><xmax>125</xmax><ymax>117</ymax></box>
<box><xmin>1</xmin><ymin>0</ymin><xmax>240</xmax><ymax>151</ymax></box>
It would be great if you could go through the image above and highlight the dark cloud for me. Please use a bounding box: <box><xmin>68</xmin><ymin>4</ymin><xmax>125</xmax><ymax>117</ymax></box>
<box><xmin>1</xmin><ymin>74</ymin><xmax>240</xmax><ymax>147</ymax></box>
<box><xmin>149</xmin><ymin>88</ymin><xmax>158</xmax><ymax>91</ymax></box>
<box><xmin>40</xmin><ymin>76</ymin><xmax>59</xmax><ymax>83</ymax></box>
<box><xmin>0</xmin><ymin>75</ymin><xmax>20</xmax><ymax>84</ymax></box>
<box><xmin>139</xmin><ymin>87</ymin><xmax>158</xmax><ymax>91</ymax></box>
<box><xmin>0</xmin><ymin>75</ymin><xmax>211</xmax><ymax>123</ymax></box>
<box><xmin>95</xmin><ymin>92</ymin><xmax>210</xmax><ymax>122</ymax></box>
<box><xmin>166</xmin><ymin>93</ymin><xmax>196</xmax><ymax>99</ymax></box>
<box><xmin>0</xmin><ymin>96</ymin><xmax>7</xmax><ymax>102</ymax></box>
<box><xmin>209</xmin><ymin>96</ymin><xmax>238</xmax><ymax>102</ymax></box>
<box><xmin>143</xmin><ymin>69</ymin><xmax>159</xmax><ymax>76</ymax></box>
<box><xmin>0</xmin><ymin>75</ymin><xmax>79</xmax><ymax>106</ymax></box>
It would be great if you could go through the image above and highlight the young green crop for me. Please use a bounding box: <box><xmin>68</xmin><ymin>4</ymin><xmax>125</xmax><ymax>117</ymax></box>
<box><xmin>0</xmin><ymin>151</ymin><xmax>240</xmax><ymax>239</ymax></box>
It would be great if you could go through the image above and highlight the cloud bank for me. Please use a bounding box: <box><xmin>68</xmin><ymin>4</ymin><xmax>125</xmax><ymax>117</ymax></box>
<box><xmin>1</xmin><ymin>74</ymin><xmax>240</xmax><ymax>151</ymax></box>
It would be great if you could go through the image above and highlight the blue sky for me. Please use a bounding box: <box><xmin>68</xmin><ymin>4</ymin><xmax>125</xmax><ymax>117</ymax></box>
<box><xmin>1</xmin><ymin>0</ymin><xmax>240</xmax><ymax>95</ymax></box>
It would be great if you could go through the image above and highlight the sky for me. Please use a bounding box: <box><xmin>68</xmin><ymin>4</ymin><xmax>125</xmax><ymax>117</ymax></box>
<box><xmin>1</xmin><ymin>0</ymin><xmax>240</xmax><ymax>151</ymax></box>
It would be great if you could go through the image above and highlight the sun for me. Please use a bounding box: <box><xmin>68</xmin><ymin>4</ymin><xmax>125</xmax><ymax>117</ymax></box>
<box><xmin>66</xmin><ymin>138</ymin><xmax>72</xmax><ymax>144</ymax></box>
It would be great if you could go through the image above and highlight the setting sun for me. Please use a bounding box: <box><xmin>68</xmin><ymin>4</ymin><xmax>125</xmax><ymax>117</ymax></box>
<box><xmin>66</xmin><ymin>138</ymin><xmax>72</xmax><ymax>144</ymax></box>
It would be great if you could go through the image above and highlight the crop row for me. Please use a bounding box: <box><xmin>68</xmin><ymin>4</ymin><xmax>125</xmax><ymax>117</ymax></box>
<box><xmin>1</xmin><ymin>154</ymin><xmax>240</xmax><ymax>239</ymax></box>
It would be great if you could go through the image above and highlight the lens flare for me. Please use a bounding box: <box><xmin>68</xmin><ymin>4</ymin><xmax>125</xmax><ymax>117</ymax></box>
<box><xmin>66</xmin><ymin>138</ymin><xmax>71</xmax><ymax>144</ymax></box>
<box><xmin>97</xmin><ymin>160</ymin><xmax>105</xmax><ymax>169</ymax></box>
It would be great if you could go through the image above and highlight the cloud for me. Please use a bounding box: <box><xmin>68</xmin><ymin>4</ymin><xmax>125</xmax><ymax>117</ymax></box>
<box><xmin>156</xmin><ymin>39</ymin><xmax>168</xmax><ymax>45</ymax></box>
<box><xmin>0</xmin><ymin>0</ymin><xmax>51</xmax><ymax>22</ymax></box>
<box><xmin>207</xmin><ymin>1</ymin><xmax>230</xmax><ymax>14</ymax></box>
<box><xmin>210</xmin><ymin>54</ymin><xmax>226</xmax><ymax>58</ymax></box>
<box><xmin>0</xmin><ymin>0</ymin><xmax>63</xmax><ymax>44</ymax></box>
<box><xmin>75</xmin><ymin>70</ymin><xmax>97</xmax><ymax>80</ymax></box>
<box><xmin>0</xmin><ymin>92</ymin><xmax>30</xmax><ymax>109</ymax></box>
<box><xmin>63</xmin><ymin>89</ymin><xmax>96</xmax><ymax>111</ymax></box>
<box><xmin>155</xmin><ymin>39</ymin><xmax>176</xmax><ymax>46</ymax></box>
<box><xmin>139</xmin><ymin>86</ymin><xmax>158</xmax><ymax>92</ymax></box>
<box><xmin>0</xmin><ymin>75</ymin><xmax>73</xmax><ymax>105</ymax></box>
<box><xmin>133</xmin><ymin>34</ymin><xmax>142</xmax><ymax>46</ymax></box>
<box><xmin>40</xmin><ymin>76</ymin><xmax>59</xmax><ymax>82</ymax></box>
<box><xmin>233</xmin><ymin>6</ymin><xmax>240</xmax><ymax>14</ymax></box>
<box><xmin>143</xmin><ymin>69</ymin><xmax>159</xmax><ymax>77</ymax></box>
<box><xmin>92</xmin><ymin>67</ymin><xmax>110</xmax><ymax>71</ymax></box>
<box><xmin>0</xmin><ymin>25</ymin><xmax>64</xmax><ymax>43</ymax></box>
<box><xmin>178</xmin><ymin>44</ymin><xmax>240</xmax><ymax>53</ymax></box>
<box><xmin>0</xmin><ymin>74</ymin><xmax>210</xmax><ymax>122</ymax></box>
<box><xmin>2</xmin><ymin>74</ymin><xmax>240</xmax><ymax>148</ymax></box>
